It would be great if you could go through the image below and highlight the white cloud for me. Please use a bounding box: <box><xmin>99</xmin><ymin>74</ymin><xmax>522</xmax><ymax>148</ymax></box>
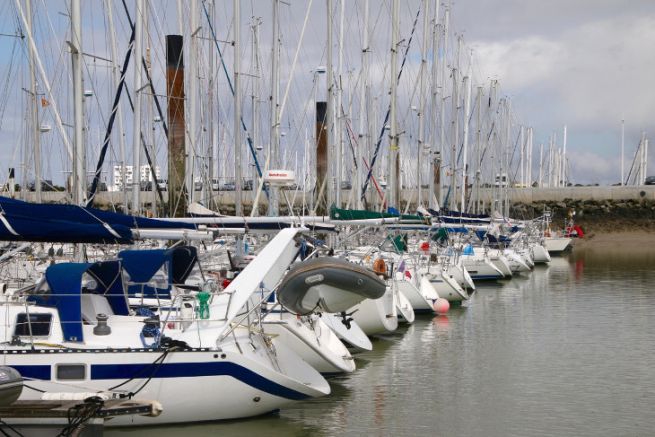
<box><xmin>471</xmin><ymin>15</ymin><xmax>655</xmax><ymax>129</ymax></box>
<box><xmin>472</xmin><ymin>37</ymin><xmax>563</xmax><ymax>89</ymax></box>
<box><xmin>467</xmin><ymin>12</ymin><xmax>655</xmax><ymax>182</ymax></box>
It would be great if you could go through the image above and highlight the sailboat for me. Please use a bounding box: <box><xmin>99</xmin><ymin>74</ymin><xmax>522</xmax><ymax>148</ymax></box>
<box><xmin>0</xmin><ymin>228</ymin><xmax>330</xmax><ymax>425</ymax></box>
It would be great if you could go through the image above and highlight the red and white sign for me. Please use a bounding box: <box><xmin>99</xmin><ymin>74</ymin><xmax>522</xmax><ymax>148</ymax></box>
<box><xmin>264</xmin><ymin>170</ymin><xmax>295</xmax><ymax>185</ymax></box>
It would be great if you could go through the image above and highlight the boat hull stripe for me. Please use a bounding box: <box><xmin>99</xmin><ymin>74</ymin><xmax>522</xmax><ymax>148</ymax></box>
<box><xmin>12</xmin><ymin>362</ymin><xmax>309</xmax><ymax>401</ymax></box>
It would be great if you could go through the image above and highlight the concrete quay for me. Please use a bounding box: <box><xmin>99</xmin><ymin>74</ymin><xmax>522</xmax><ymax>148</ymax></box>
<box><xmin>12</xmin><ymin>185</ymin><xmax>655</xmax><ymax>210</ymax></box>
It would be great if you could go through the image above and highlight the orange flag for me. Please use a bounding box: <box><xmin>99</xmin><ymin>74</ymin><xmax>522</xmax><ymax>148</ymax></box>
<box><xmin>41</xmin><ymin>97</ymin><xmax>50</xmax><ymax>107</ymax></box>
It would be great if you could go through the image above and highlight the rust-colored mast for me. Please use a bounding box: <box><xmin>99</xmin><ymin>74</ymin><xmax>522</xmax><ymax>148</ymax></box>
<box><xmin>166</xmin><ymin>35</ymin><xmax>186</xmax><ymax>217</ymax></box>
<box><xmin>315</xmin><ymin>101</ymin><xmax>328</xmax><ymax>214</ymax></box>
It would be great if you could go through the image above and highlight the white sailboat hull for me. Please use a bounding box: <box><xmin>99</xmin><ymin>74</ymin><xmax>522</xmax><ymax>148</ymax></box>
<box><xmin>544</xmin><ymin>237</ymin><xmax>572</xmax><ymax>254</ymax></box>
<box><xmin>321</xmin><ymin>313</ymin><xmax>373</xmax><ymax>352</ymax></box>
<box><xmin>349</xmin><ymin>287</ymin><xmax>398</xmax><ymax>335</ymax></box>
<box><xmin>530</xmin><ymin>243</ymin><xmax>551</xmax><ymax>263</ymax></box>
<box><xmin>461</xmin><ymin>255</ymin><xmax>505</xmax><ymax>280</ymax></box>
<box><xmin>504</xmin><ymin>249</ymin><xmax>532</xmax><ymax>273</ymax></box>
<box><xmin>264</xmin><ymin>313</ymin><xmax>356</xmax><ymax>374</ymax></box>
<box><xmin>4</xmin><ymin>338</ymin><xmax>330</xmax><ymax>426</ymax></box>
<box><xmin>395</xmin><ymin>285</ymin><xmax>416</xmax><ymax>324</ymax></box>
<box><xmin>395</xmin><ymin>275</ymin><xmax>435</xmax><ymax>313</ymax></box>
<box><xmin>420</xmin><ymin>270</ymin><xmax>469</xmax><ymax>303</ymax></box>
<box><xmin>446</xmin><ymin>263</ymin><xmax>476</xmax><ymax>290</ymax></box>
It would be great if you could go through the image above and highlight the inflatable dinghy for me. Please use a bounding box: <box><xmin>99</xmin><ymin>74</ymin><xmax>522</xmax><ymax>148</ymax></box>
<box><xmin>0</xmin><ymin>367</ymin><xmax>22</xmax><ymax>407</ymax></box>
<box><xmin>277</xmin><ymin>257</ymin><xmax>386</xmax><ymax>315</ymax></box>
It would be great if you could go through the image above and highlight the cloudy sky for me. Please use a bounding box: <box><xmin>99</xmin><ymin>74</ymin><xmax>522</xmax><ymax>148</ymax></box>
<box><xmin>454</xmin><ymin>0</ymin><xmax>655</xmax><ymax>184</ymax></box>
<box><xmin>0</xmin><ymin>0</ymin><xmax>653</xmax><ymax>188</ymax></box>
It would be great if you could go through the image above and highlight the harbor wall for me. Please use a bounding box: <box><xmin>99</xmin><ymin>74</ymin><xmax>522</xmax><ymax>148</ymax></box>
<box><xmin>16</xmin><ymin>185</ymin><xmax>655</xmax><ymax>206</ymax></box>
<box><xmin>481</xmin><ymin>186</ymin><xmax>655</xmax><ymax>203</ymax></box>
<box><xmin>508</xmin><ymin>196</ymin><xmax>655</xmax><ymax>234</ymax></box>
<box><xmin>12</xmin><ymin>186</ymin><xmax>655</xmax><ymax>231</ymax></box>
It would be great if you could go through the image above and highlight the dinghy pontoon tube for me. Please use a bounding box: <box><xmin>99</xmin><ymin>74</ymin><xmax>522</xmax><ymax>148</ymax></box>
<box><xmin>0</xmin><ymin>367</ymin><xmax>22</xmax><ymax>407</ymax></box>
<box><xmin>277</xmin><ymin>257</ymin><xmax>387</xmax><ymax>315</ymax></box>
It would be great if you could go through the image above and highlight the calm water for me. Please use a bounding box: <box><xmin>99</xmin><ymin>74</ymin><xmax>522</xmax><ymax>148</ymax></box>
<box><xmin>111</xmin><ymin>249</ymin><xmax>655</xmax><ymax>437</ymax></box>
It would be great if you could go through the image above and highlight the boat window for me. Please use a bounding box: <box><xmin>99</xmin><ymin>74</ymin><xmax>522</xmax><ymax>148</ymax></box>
<box><xmin>14</xmin><ymin>313</ymin><xmax>52</xmax><ymax>337</ymax></box>
<box><xmin>56</xmin><ymin>364</ymin><xmax>86</xmax><ymax>380</ymax></box>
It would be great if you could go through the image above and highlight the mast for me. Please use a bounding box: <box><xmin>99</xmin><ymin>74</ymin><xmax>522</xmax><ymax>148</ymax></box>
<box><xmin>105</xmin><ymin>0</ymin><xmax>128</xmax><ymax>210</ymax></box>
<box><xmin>503</xmin><ymin>99</ymin><xmax>511</xmax><ymax>216</ymax></box>
<box><xmin>438</xmin><ymin>3</ymin><xmax>450</xmax><ymax>209</ymax></box>
<box><xmin>131</xmin><ymin>0</ymin><xmax>143</xmax><ymax>213</ymax></box>
<box><xmin>26</xmin><ymin>0</ymin><xmax>41</xmax><ymax>203</ymax></box>
<box><xmin>548</xmin><ymin>135</ymin><xmax>553</xmax><ymax>187</ymax></box>
<box><xmin>251</xmin><ymin>16</ymin><xmax>262</xmax><ymax>196</ymax></box>
<box><xmin>187</xmin><ymin>0</ymin><xmax>198</xmax><ymax>205</ymax></box>
<box><xmin>449</xmin><ymin>65</ymin><xmax>458</xmax><ymax>211</ymax></box>
<box><xmin>71</xmin><ymin>0</ymin><xmax>85</xmax><ymax>206</ymax></box>
<box><xmin>326</xmin><ymin>0</ymin><xmax>334</xmax><ymax>209</ymax></box>
<box><xmin>620</xmin><ymin>119</ymin><xmax>625</xmax><ymax>185</ymax></box>
<box><xmin>539</xmin><ymin>143</ymin><xmax>543</xmax><ymax>188</ymax></box>
<box><xmin>357</xmin><ymin>0</ymin><xmax>370</xmax><ymax>209</ymax></box>
<box><xmin>388</xmin><ymin>0</ymin><xmax>400</xmax><ymax>208</ymax></box>
<box><xmin>335</xmin><ymin>0</ymin><xmax>345</xmax><ymax>207</ymax></box>
<box><xmin>460</xmin><ymin>62</ymin><xmax>471</xmax><ymax>212</ymax></box>
<box><xmin>429</xmin><ymin>0</ymin><xmax>441</xmax><ymax>210</ymax></box>
<box><xmin>268</xmin><ymin>0</ymin><xmax>280</xmax><ymax>215</ymax></box>
<box><xmin>417</xmin><ymin>0</ymin><xmax>429</xmax><ymax>207</ymax></box>
<box><xmin>519</xmin><ymin>125</ymin><xmax>524</xmax><ymax>186</ymax></box>
<box><xmin>560</xmin><ymin>148</ymin><xmax>564</xmax><ymax>187</ymax></box>
<box><xmin>562</xmin><ymin>124</ymin><xmax>567</xmax><ymax>186</ymax></box>
<box><xmin>474</xmin><ymin>85</ymin><xmax>482</xmax><ymax>213</ymax></box>
<box><xmin>207</xmin><ymin>0</ymin><xmax>216</xmax><ymax>208</ymax></box>
<box><xmin>527</xmin><ymin>127</ymin><xmax>533</xmax><ymax>187</ymax></box>
<box><xmin>644</xmin><ymin>137</ymin><xmax>649</xmax><ymax>184</ymax></box>
<box><xmin>234</xmin><ymin>0</ymin><xmax>242</xmax><ymax>215</ymax></box>
<box><xmin>144</xmin><ymin>4</ymin><xmax>156</xmax><ymax>217</ymax></box>
<box><xmin>488</xmin><ymin>81</ymin><xmax>497</xmax><ymax>211</ymax></box>
<box><xmin>15</xmin><ymin>0</ymin><xmax>73</xmax><ymax>169</ymax></box>
<box><xmin>640</xmin><ymin>132</ymin><xmax>647</xmax><ymax>184</ymax></box>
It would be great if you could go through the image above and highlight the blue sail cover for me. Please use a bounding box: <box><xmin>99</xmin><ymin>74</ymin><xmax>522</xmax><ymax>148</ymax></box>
<box><xmin>27</xmin><ymin>261</ymin><xmax>128</xmax><ymax>342</ymax></box>
<box><xmin>35</xmin><ymin>263</ymin><xmax>89</xmax><ymax>341</ymax></box>
<box><xmin>87</xmin><ymin>261</ymin><xmax>130</xmax><ymax>316</ymax></box>
<box><xmin>119</xmin><ymin>246</ymin><xmax>197</xmax><ymax>298</ymax></box>
<box><xmin>0</xmin><ymin>196</ymin><xmax>196</xmax><ymax>244</ymax></box>
<box><xmin>475</xmin><ymin>230</ymin><xmax>511</xmax><ymax>246</ymax></box>
<box><xmin>0</xmin><ymin>213</ymin><xmax>133</xmax><ymax>244</ymax></box>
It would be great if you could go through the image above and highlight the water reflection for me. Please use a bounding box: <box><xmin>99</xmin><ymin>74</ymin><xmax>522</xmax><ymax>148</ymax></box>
<box><xmin>570</xmin><ymin>242</ymin><xmax>655</xmax><ymax>272</ymax></box>
<box><xmin>110</xmin><ymin>249</ymin><xmax>655</xmax><ymax>437</ymax></box>
<box><xmin>110</xmin><ymin>413</ymin><xmax>321</xmax><ymax>437</ymax></box>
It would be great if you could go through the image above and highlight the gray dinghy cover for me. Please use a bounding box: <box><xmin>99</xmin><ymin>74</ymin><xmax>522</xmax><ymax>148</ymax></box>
<box><xmin>277</xmin><ymin>256</ymin><xmax>387</xmax><ymax>315</ymax></box>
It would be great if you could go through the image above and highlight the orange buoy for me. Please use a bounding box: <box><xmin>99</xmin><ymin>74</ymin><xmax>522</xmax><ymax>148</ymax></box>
<box><xmin>372</xmin><ymin>258</ymin><xmax>387</xmax><ymax>276</ymax></box>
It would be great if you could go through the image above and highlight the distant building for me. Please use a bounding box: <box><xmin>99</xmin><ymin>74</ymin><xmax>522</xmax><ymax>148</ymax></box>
<box><xmin>113</xmin><ymin>165</ymin><xmax>160</xmax><ymax>190</ymax></box>
<box><xmin>140</xmin><ymin>165</ymin><xmax>161</xmax><ymax>183</ymax></box>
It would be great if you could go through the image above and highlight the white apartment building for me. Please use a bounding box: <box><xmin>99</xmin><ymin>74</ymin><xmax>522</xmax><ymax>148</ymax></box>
<box><xmin>113</xmin><ymin>165</ymin><xmax>160</xmax><ymax>189</ymax></box>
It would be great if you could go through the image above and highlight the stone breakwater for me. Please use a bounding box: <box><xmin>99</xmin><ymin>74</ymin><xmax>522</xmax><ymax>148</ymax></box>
<box><xmin>510</xmin><ymin>198</ymin><xmax>655</xmax><ymax>233</ymax></box>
